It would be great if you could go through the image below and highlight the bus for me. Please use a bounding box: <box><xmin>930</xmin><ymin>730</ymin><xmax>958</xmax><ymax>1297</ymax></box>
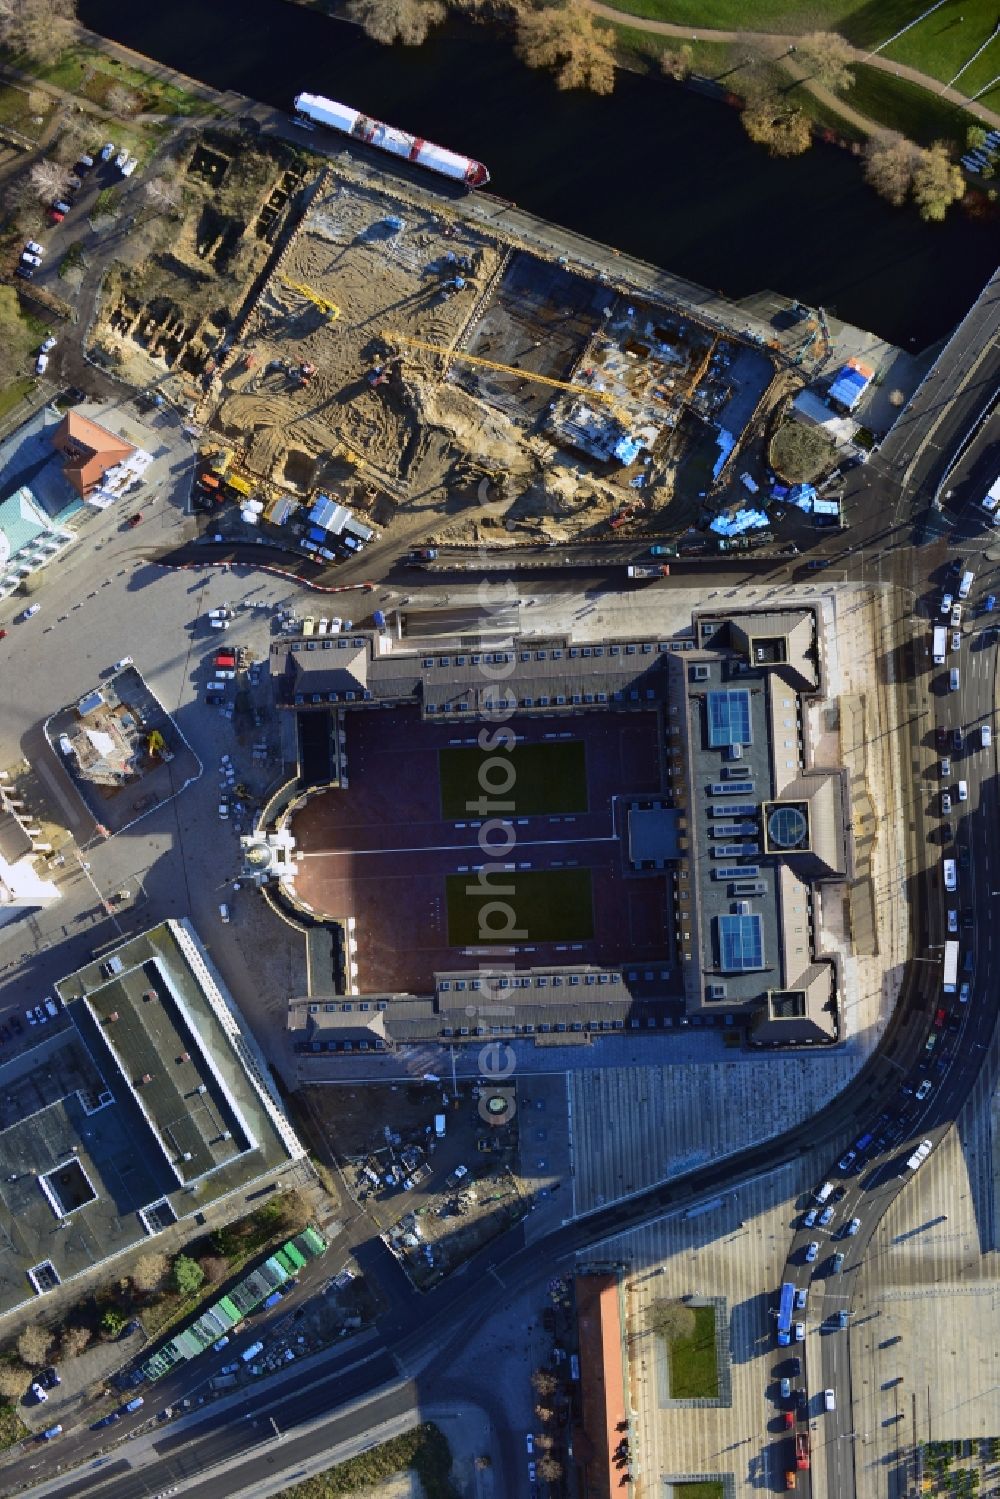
<box><xmin>943</xmin><ymin>940</ymin><xmax>959</xmax><ymax>995</ymax></box>
<box><xmin>777</xmin><ymin>1281</ymin><xmax>796</xmax><ymax>1345</ymax></box>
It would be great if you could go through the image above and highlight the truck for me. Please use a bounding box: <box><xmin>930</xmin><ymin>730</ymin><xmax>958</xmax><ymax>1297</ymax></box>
<box><xmin>942</xmin><ymin>939</ymin><xmax>959</xmax><ymax>995</ymax></box>
<box><xmin>627</xmin><ymin>564</ymin><xmax>670</xmax><ymax>579</ymax></box>
<box><xmin>981</xmin><ymin>475</ymin><xmax>1000</xmax><ymax>520</ymax></box>
<box><xmin>906</xmin><ymin>1139</ymin><xmax>933</xmax><ymax>1172</ymax></box>
<box><xmin>932</xmin><ymin>625</ymin><xmax>947</xmax><ymax>665</ymax></box>
<box><xmin>210</xmin><ymin>1374</ymin><xmax>239</xmax><ymax>1391</ymax></box>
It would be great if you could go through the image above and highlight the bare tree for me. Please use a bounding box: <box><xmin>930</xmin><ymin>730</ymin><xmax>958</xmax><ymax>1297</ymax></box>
<box><xmin>16</xmin><ymin>1324</ymin><xmax>53</xmax><ymax>1367</ymax></box>
<box><xmin>740</xmin><ymin>93</ymin><xmax>812</xmax><ymax>157</ymax></box>
<box><xmin>105</xmin><ymin>83</ymin><xmax>139</xmax><ymax>117</ymax></box>
<box><xmin>660</xmin><ymin>44</ymin><xmax>692</xmax><ymax>82</ymax></box>
<box><xmin>863</xmin><ymin>131</ymin><xmax>918</xmax><ymax>207</ymax></box>
<box><xmin>535</xmin><ymin>1432</ymin><xmax>556</xmax><ymax>1451</ymax></box>
<box><xmin>198</xmin><ymin>1255</ymin><xmax>229</xmax><ymax>1286</ymax></box>
<box><xmin>537</xmin><ymin>1455</ymin><xmax>563</xmax><ymax>1482</ymax></box>
<box><xmin>796</xmin><ymin>30</ymin><xmax>855</xmax><ymax>92</ymax></box>
<box><xmin>143</xmin><ymin>175</ymin><xmax>183</xmax><ymax>212</ymax></box>
<box><xmin>346</xmin><ymin>0</ymin><xmax>445</xmax><ymax>46</ymax></box>
<box><xmin>0</xmin><ymin>1364</ymin><xmax>27</xmax><ymax>1401</ymax></box>
<box><xmin>531</xmin><ymin>1367</ymin><xmax>558</xmax><ymax>1396</ymax></box>
<box><xmin>0</xmin><ymin>0</ymin><xmax>77</xmax><ymax>63</ymax></box>
<box><xmin>28</xmin><ymin>157</ymin><xmax>73</xmax><ymax>203</ymax></box>
<box><xmin>535</xmin><ymin>1404</ymin><xmax>555</xmax><ymax>1424</ymax></box>
<box><xmin>131</xmin><ymin>1251</ymin><xmax>170</xmax><ymax>1295</ymax></box>
<box><xmin>911</xmin><ymin>141</ymin><xmax>965</xmax><ymax>223</ymax></box>
<box><xmin>59</xmin><ymin>1325</ymin><xmax>92</xmax><ymax>1359</ymax></box>
<box><xmin>647</xmin><ymin>1298</ymin><xmax>696</xmax><ymax>1342</ymax></box>
<box><xmin>516</xmin><ymin>0</ymin><xmax>616</xmax><ymax>94</ymax></box>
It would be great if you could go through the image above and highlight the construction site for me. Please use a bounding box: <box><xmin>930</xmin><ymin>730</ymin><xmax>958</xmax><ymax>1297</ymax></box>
<box><xmin>194</xmin><ymin>164</ymin><xmax>779</xmax><ymax>552</ymax></box>
<box><xmin>88</xmin><ymin>135</ymin><xmax>790</xmax><ymax>555</ymax></box>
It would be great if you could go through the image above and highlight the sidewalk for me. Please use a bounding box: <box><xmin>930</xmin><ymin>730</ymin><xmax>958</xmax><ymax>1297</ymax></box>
<box><xmin>584</xmin><ymin>2</ymin><xmax>1000</xmax><ymax>133</ymax></box>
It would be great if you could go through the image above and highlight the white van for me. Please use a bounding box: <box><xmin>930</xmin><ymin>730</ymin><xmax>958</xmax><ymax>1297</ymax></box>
<box><xmin>949</xmin><ymin>667</ymin><xmax>960</xmax><ymax>691</ymax></box>
<box><xmin>813</xmin><ymin>1180</ymin><xmax>835</xmax><ymax>1205</ymax></box>
<box><xmin>317</xmin><ymin>617</ymin><xmax>330</xmax><ymax>635</ymax></box>
<box><xmin>943</xmin><ymin>858</ymin><xmax>957</xmax><ymax>892</ymax></box>
<box><xmin>957</xmin><ymin>780</ymin><xmax>968</xmax><ymax>802</ymax></box>
<box><xmin>958</xmin><ymin>570</ymin><xmax>974</xmax><ymax>599</ymax></box>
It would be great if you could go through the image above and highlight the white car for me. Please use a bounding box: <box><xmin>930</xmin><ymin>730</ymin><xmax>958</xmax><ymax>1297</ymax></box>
<box><xmin>915</xmin><ymin>1079</ymin><xmax>933</xmax><ymax>1101</ymax></box>
<box><xmin>18</xmin><ymin>603</ymin><xmax>40</xmax><ymax>620</ymax></box>
<box><xmin>982</xmin><ymin>725</ymin><xmax>992</xmax><ymax>748</ymax></box>
<box><xmin>35</xmin><ymin>353</ymin><xmax>48</xmax><ymax>375</ymax></box>
<box><xmin>824</xmin><ymin>1389</ymin><xmax>836</xmax><ymax>1411</ymax></box>
<box><xmin>25</xmin><ymin>241</ymin><xmax>45</xmax><ymax>257</ymax></box>
<box><xmin>31</xmin><ymin>1382</ymin><xmax>48</xmax><ymax>1403</ymax></box>
<box><xmin>959</xmin><ymin>981</ymin><xmax>971</xmax><ymax>1003</ymax></box>
<box><xmin>847</xmin><ymin>1217</ymin><xmax>861</xmax><ymax>1235</ymax></box>
<box><xmin>947</xmin><ymin>909</ymin><xmax>958</xmax><ymax>933</ymax></box>
<box><xmin>951</xmin><ymin>630</ymin><xmax>961</xmax><ymax>652</ymax></box>
<box><xmin>803</xmin><ymin>1208</ymin><xmax>817</xmax><ymax>1228</ymax></box>
<box><xmin>218</xmin><ymin>803</ymin><xmax>229</xmax><ymax>819</ymax></box>
<box><xmin>794</xmin><ymin>1322</ymin><xmax>805</xmax><ymax>1342</ymax></box>
<box><xmin>329</xmin><ymin>615</ymin><xmax>343</xmax><ymax>632</ymax></box>
<box><xmin>951</xmin><ymin>603</ymin><xmax>963</xmax><ymax>627</ymax></box>
<box><xmin>940</xmin><ymin>593</ymin><xmax>953</xmax><ymax>615</ymax></box>
<box><xmin>40</xmin><ymin>335</ymin><xmax>56</xmax><ymax>353</ymax></box>
<box><xmin>818</xmin><ymin>1205</ymin><xmax>834</xmax><ymax>1227</ymax></box>
<box><xmin>795</xmin><ymin>1287</ymin><xmax>808</xmax><ymax>1310</ymax></box>
<box><xmin>805</xmin><ymin>1241</ymin><xmax>819</xmax><ymax>1263</ymax></box>
<box><xmin>100</xmin><ymin>141</ymin><xmax>116</xmax><ymax>161</ymax></box>
<box><xmin>113</xmin><ymin>656</ymin><xmax>133</xmax><ymax>671</ymax></box>
<box><xmin>21</xmin><ymin>251</ymin><xmax>42</xmax><ymax>268</ymax></box>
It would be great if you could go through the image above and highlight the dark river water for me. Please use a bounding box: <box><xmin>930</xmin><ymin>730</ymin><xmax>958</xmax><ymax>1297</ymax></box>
<box><xmin>81</xmin><ymin>0</ymin><xmax>999</xmax><ymax>348</ymax></box>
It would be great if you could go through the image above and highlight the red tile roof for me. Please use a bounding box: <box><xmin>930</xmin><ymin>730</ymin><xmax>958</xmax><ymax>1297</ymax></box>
<box><xmin>574</xmin><ymin>1273</ymin><xmax>627</xmax><ymax>1499</ymax></box>
<box><xmin>52</xmin><ymin>412</ymin><xmax>135</xmax><ymax>498</ymax></box>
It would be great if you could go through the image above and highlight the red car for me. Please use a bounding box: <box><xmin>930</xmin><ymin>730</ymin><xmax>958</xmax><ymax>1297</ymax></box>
<box><xmin>214</xmin><ymin>651</ymin><xmax>237</xmax><ymax>670</ymax></box>
<box><xmin>933</xmin><ymin>1007</ymin><xmax>947</xmax><ymax>1028</ymax></box>
<box><xmin>783</xmin><ymin>1411</ymin><xmax>795</xmax><ymax>1427</ymax></box>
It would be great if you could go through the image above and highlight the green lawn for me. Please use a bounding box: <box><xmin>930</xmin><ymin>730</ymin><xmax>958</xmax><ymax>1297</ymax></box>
<box><xmin>674</xmin><ymin>1484</ymin><xmax>724</xmax><ymax>1499</ymax></box>
<box><xmin>593</xmin><ymin>0</ymin><xmax>866</xmax><ymax>28</ymax></box>
<box><xmin>597</xmin><ymin>0</ymin><xmax>1000</xmax><ymax>100</ymax></box>
<box><xmin>438</xmin><ymin>740</ymin><xmax>587</xmax><ymax>819</ymax></box>
<box><xmin>445</xmin><ymin>868</ymin><xmax>594</xmax><ymax>945</ymax></box>
<box><xmin>848</xmin><ymin>63</ymin><xmax>968</xmax><ymax>146</ymax></box>
<box><xmin>0</xmin><ymin>83</ymin><xmax>55</xmax><ymax>140</ymax></box>
<box><xmin>0</xmin><ymin>378</ymin><xmax>36</xmax><ymax>423</ymax></box>
<box><xmin>668</xmin><ymin>1304</ymin><xmax>719</xmax><ymax>1399</ymax></box>
<box><xmin>14</xmin><ymin>45</ymin><xmax>215</xmax><ymax>117</ymax></box>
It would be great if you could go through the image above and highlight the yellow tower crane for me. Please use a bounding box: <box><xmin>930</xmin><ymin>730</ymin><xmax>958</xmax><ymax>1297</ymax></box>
<box><xmin>280</xmin><ymin>277</ymin><xmax>341</xmax><ymax>321</ymax></box>
<box><xmin>385</xmin><ymin>331</ymin><xmax>621</xmax><ymax>407</ymax></box>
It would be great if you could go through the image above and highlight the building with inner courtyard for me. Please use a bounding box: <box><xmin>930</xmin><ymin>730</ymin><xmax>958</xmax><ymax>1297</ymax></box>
<box><xmin>251</xmin><ymin>605</ymin><xmax>848</xmax><ymax>1056</ymax></box>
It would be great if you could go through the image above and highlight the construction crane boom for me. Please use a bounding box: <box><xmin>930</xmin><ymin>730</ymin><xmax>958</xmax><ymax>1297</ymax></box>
<box><xmin>280</xmin><ymin>277</ymin><xmax>341</xmax><ymax>321</ymax></box>
<box><xmin>386</xmin><ymin>331</ymin><xmax>619</xmax><ymax>406</ymax></box>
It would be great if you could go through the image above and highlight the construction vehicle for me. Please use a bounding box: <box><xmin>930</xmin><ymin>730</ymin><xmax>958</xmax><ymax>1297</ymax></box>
<box><xmin>280</xmin><ymin>277</ymin><xmax>340</xmax><ymax>321</ymax></box>
<box><xmin>609</xmin><ymin>505</ymin><xmax>636</xmax><ymax>530</ymax></box>
<box><xmin>627</xmin><ymin>563</ymin><xmax>670</xmax><ymax>579</ymax></box>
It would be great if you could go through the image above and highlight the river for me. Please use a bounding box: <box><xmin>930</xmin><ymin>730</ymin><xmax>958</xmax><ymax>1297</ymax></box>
<box><xmin>80</xmin><ymin>0</ymin><xmax>999</xmax><ymax>349</ymax></box>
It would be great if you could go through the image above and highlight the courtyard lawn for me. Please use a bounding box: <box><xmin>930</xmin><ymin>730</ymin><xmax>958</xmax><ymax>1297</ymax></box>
<box><xmin>445</xmin><ymin>868</ymin><xmax>594</xmax><ymax>946</ymax></box>
<box><xmin>674</xmin><ymin>1484</ymin><xmax>725</xmax><ymax>1499</ymax></box>
<box><xmin>439</xmin><ymin>740</ymin><xmax>587</xmax><ymax>819</ymax></box>
<box><xmin>669</xmin><ymin>1304</ymin><xmax>719</xmax><ymax>1399</ymax></box>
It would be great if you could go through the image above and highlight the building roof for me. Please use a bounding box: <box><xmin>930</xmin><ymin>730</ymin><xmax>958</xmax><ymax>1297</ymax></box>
<box><xmin>0</xmin><ymin>920</ymin><xmax>304</xmax><ymax>1320</ymax></box>
<box><xmin>574</xmin><ymin>1273</ymin><xmax>626</xmax><ymax>1499</ymax></box>
<box><xmin>52</xmin><ymin>412</ymin><xmax>135</xmax><ymax>498</ymax></box>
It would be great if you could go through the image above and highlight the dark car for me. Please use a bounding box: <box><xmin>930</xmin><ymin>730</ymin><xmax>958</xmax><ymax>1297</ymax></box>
<box><xmin>959</xmin><ymin>845</ymin><xmax>971</xmax><ymax>871</ymax></box>
<box><xmin>953</xmin><ymin>727</ymin><xmax>964</xmax><ymax>751</ymax></box>
<box><xmin>91</xmin><ymin>1412</ymin><xmax>121</xmax><ymax>1429</ymax></box>
<box><xmin>936</xmin><ymin>725</ymin><xmax>948</xmax><ymax>746</ymax></box>
<box><xmin>797</xmin><ymin>1388</ymin><xmax>809</xmax><ymax>1412</ymax></box>
<box><xmin>806</xmin><ymin>559</ymin><xmax>830</xmax><ymax>570</ymax></box>
<box><xmin>39</xmin><ymin>1367</ymin><xmax>60</xmax><ymax>1390</ymax></box>
<box><xmin>962</xmin><ymin>908</ymin><xmax>974</xmax><ymax>928</ymax></box>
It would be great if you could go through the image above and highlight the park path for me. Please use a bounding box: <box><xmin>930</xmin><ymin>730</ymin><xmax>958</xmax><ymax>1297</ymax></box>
<box><xmin>584</xmin><ymin>1</ymin><xmax>1000</xmax><ymax>132</ymax></box>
